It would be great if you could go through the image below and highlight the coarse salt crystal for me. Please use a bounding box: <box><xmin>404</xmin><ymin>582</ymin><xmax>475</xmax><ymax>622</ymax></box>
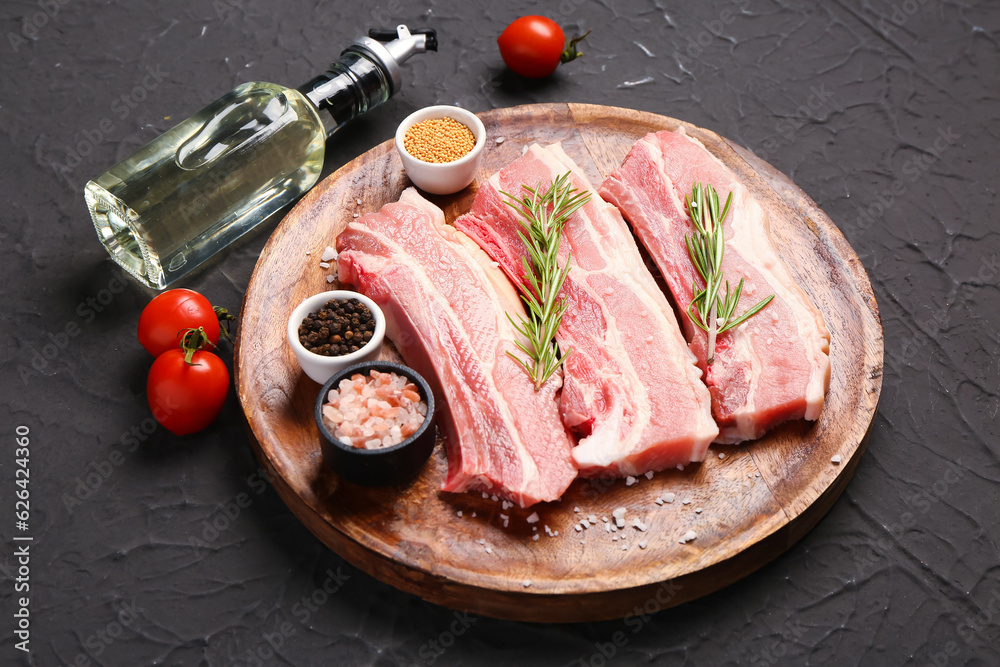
<box><xmin>654</xmin><ymin>498</ymin><xmax>664</xmax><ymax>506</ymax></box>
<box><xmin>682</xmin><ymin>498</ymin><xmax>691</xmax><ymax>505</ymax></box>
<box><xmin>639</xmin><ymin>540</ymin><xmax>648</xmax><ymax>549</ymax></box>
<box><xmin>679</xmin><ymin>530</ymin><xmax>697</xmax><ymax>544</ymax></box>
<box><xmin>677</xmin><ymin>463</ymin><xmax>684</xmax><ymax>471</ymax></box>
<box><xmin>831</xmin><ymin>454</ymin><xmax>842</xmax><ymax>464</ymax></box>
<box><xmin>485</xmin><ymin>546</ymin><xmax>493</xmax><ymax>554</ymax></box>
<box><xmin>575</xmin><ymin>525</ymin><xmax>583</xmax><ymax>532</ymax></box>
<box><xmin>588</xmin><ymin>515</ymin><xmax>597</xmax><ymax>525</ymax></box>
<box><xmin>632</xmin><ymin>518</ymin><xmax>647</xmax><ymax>532</ymax></box>
<box><xmin>526</xmin><ymin>512</ymin><xmax>540</xmax><ymax>524</ymax></box>
<box><xmin>457</xmin><ymin>511</ymin><xmax>463</xmax><ymax>517</ymax></box>
<box><xmin>695</xmin><ymin>508</ymin><xmax>703</xmax><ymax>514</ymax></box>
<box><xmin>719</xmin><ymin>453</ymin><xmax>725</xmax><ymax>459</ymax></box>
<box><xmin>352</xmin><ymin>213</ymin><xmax>359</xmax><ymax>218</ymax></box>
<box><xmin>482</xmin><ymin>492</ymin><xmax>489</xmax><ymax>499</ymax></box>
<box><xmin>320</xmin><ymin>246</ymin><xmax>337</xmax><ymax>262</ymax></box>
<box><xmin>495</xmin><ymin>136</ymin><xmax>505</xmax><ymax>144</ymax></box>
<box><xmin>621</xmin><ymin>545</ymin><xmax>628</xmax><ymax>551</ymax></box>
<box><xmin>532</xmin><ymin>534</ymin><xmax>539</xmax><ymax>541</ymax></box>
<box><xmin>523</xmin><ymin>580</ymin><xmax>531</xmax><ymax>587</ymax></box>
<box><xmin>356</xmin><ymin>198</ymin><xmax>362</xmax><ymax>206</ymax></box>
<box><xmin>491</xmin><ymin>495</ymin><xmax>499</xmax><ymax>502</ymax></box>
<box><xmin>319</xmin><ymin>262</ymin><xmax>330</xmax><ymax>268</ymax></box>
<box><xmin>612</xmin><ymin>507</ymin><xmax>627</xmax><ymax>528</ymax></box>
<box><xmin>502</xmin><ymin>500</ymin><xmax>513</xmax><ymax>510</ymax></box>
<box><xmin>644</xmin><ymin>471</ymin><xmax>654</xmax><ymax>480</ymax></box>
<box><xmin>625</xmin><ymin>476</ymin><xmax>637</xmax><ymax>487</ymax></box>
<box><xmin>326</xmin><ymin>275</ymin><xmax>335</xmax><ymax>283</ymax></box>
<box><xmin>574</xmin><ymin>506</ymin><xmax>581</xmax><ymax>513</ymax></box>
<box><xmin>663</xmin><ymin>493</ymin><xmax>675</xmax><ymax>504</ymax></box>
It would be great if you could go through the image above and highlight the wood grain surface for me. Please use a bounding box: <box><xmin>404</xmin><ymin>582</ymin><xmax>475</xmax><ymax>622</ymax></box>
<box><xmin>233</xmin><ymin>103</ymin><xmax>883</xmax><ymax>623</ymax></box>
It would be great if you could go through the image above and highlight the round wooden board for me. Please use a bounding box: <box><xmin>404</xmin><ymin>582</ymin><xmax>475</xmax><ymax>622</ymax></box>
<box><xmin>234</xmin><ymin>103</ymin><xmax>883</xmax><ymax>623</ymax></box>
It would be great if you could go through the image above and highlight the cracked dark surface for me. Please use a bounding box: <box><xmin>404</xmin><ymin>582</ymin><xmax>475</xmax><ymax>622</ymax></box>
<box><xmin>1</xmin><ymin>0</ymin><xmax>998</xmax><ymax>665</ymax></box>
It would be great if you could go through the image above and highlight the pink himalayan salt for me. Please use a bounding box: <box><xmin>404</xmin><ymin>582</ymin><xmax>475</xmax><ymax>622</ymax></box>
<box><xmin>322</xmin><ymin>370</ymin><xmax>427</xmax><ymax>450</ymax></box>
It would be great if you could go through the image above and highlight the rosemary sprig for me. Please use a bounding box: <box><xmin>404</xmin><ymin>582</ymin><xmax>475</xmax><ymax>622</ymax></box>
<box><xmin>684</xmin><ymin>182</ymin><xmax>774</xmax><ymax>365</ymax></box>
<box><xmin>500</xmin><ymin>172</ymin><xmax>591</xmax><ymax>390</ymax></box>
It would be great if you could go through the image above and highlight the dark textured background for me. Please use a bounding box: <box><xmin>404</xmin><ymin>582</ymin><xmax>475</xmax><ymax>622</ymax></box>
<box><xmin>1</xmin><ymin>0</ymin><xmax>998</xmax><ymax>665</ymax></box>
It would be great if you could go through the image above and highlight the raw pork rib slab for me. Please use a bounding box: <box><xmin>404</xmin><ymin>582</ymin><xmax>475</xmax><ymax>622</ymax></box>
<box><xmin>600</xmin><ymin>128</ymin><xmax>831</xmax><ymax>443</ymax></box>
<box><xmin>337</xmin><ymin>188</ymin><xmax>576</xmax><ymax>507</ymax></box>
<box><xmin>455</xmin><ymin>144</ymin><xmax>718</xmax><ymax>477</ymax></box>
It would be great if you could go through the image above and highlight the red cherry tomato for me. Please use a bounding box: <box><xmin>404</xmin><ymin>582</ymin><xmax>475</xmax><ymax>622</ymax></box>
<box><xmin>147</xmin><ymin>349</ymin><xmax>230</xmax><ymax>436</ymax></box>
<box><xmin>498</xmin><ymin>16</ymin><xmax>568</xmax><ymax>78</ymax></box>
<box><xmin>138</xmin><ymin>289</ymin><xmax>221</xmax><ymax>357</ymax></box>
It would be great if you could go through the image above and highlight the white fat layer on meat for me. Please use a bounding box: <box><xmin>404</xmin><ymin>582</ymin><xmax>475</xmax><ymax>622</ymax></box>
<box><xmin>526</xmin><ymin>143</ymin><xmax>717</xmax><ymax>472</ymax></box>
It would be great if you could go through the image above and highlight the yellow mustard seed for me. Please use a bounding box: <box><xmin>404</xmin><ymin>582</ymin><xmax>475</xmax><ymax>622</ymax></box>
<box><xmin>404</xmin><ymin>117</ymin><xmax>476</xmax><ymax>164</ymax></box>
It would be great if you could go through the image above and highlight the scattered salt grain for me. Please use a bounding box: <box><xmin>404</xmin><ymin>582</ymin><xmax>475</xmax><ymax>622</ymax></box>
<box><xmin>654</xmin><ymin>498</ymin><xmax>664</xmax><ymax>506</ymax></box>
<box><xmin>588</xmin><ymin>515</ymin><xmax>597</xmax><ymax>525</ymax></box>
<box><xmin>679</xmin><ymin>530</ymin><xmax>697</xmax><ymax>544</ymax></box>
<box><xmin>457</xmin><ymin>511</ymin><xmax>463</xmax><ymax>517</ymax></box>
<box><xmin>495</xmin><ymin>136</ymin><xmax>505</xmax><ymax>144</ymax></box>
<box><xmin>320</xmin><ymin>246</ymin><xmax>337</xmax><ymax>262</ymax></box>
<box><xmin>471</xmin><ymin>512</ymin><xmax>477</xmax><ymax>518</ymax></box>
<box><xmin>491</xmin><ymin>495</ymin><xmax>499</xmax><ymax>502</ymax></box>
<box><xmin>755</xmin><ymin>472</ymin><xmax>761</xmax><ymax>478</ymax></box>
<box><xmin>523</xmin><ymin>580</ymin><xmax>531</xmax><ymax>587</ymax></box>
<box><xmin>695</xmin><ymin>508</ymin><xmax>703</xmax><ymax>514</ymax></box>
<box><xmin>352</xmin><ymin>213</ymin><xmax>359</xmax><ymax>218</ymax></box>
<box><xmin>625</xmin><ymin>476</ymin><xmax>637</xmax><ymax>487</ymax></box>
<box><xmin>326</xmin><ymin>275</ymin><xmax>335</xmax><ymax>283</ymax></box>
<box><xmin>831</xmin><ymin>454</ymin><xmax>842</xmax><ymax>464</ymax></box>
<box><xmin>644</xmin><ymin>471</ymin><xmax>654</xmax><ymax>480</ymax></box>
<box><xmin>602</xmin><ymin>516</ymin><xmax>609</xmax><ymax>523</ymax></box>
<box><xmin>604</xmin><ymin>523</ymin><xmax>612</xmax><ymax>533</ymax></box>
<box><xmin>476</xmin><ymin>539</ymin><xmax>485</xmax><ymax>545</ymax></box>
<box><xmin>489</xmin><ymin>261</ymin><xmax>500</xmax><ymax>269</ymax></box>
<box><xmin>677</xmin><ymin>463</ymin><xmax>684</xmax><ymax>471</ymax></box>
<box><xmin>482</xmin><ymin>492</ymin><xmax>489</xmax><ymax>499</ymax></box>
<box><xmin>632</xmin><ymin>518</ymin><xmax>648</xmax><ymax>532</ymax></box>
<box><xmin>621</xmin><ymin>545</ymin><xmax>628</xmax><ymax>551</ymax></box>
<box><xmin>356</xmin><ymin>198</ymin><xmax>362</xmax><ymax>206</ymax></box>
<box><xmin>718</xmin><ymin>453</ymin><xmax>725</xmax><ymax>460</ymax></box>
<box><xmin>612</xmin><ymin>536</ymin><xmax>618</xmax><ymax>541</ymax></box>
<box><xmin>319</xmin><ymin>262</ymin><xmax>330</xmax><ymax>269</ymax></box>
<box><xmin>662</xmin><ymin>493</ymin><xmax>675</xmax><ymax>504</ymax></box>
<box><xmin>612</xmin><ymin>507</ymin><xmax>627</xmax><ymax>528</ymax></box>
<box><xmin>485</xmin><ymin>546</ymin><xmax>493</xmax><ymax>554</ymax></box>
<box><xmin>682</xmin><ymin>498</ymin><xmax>691</xmax><ymax>505</ymax></box>
<box><xmin>574</xmin><ymin>506</ymin><xmax>581</xmax><ymax>513</ymax></box>
<box><xmin>526</xmin><ymin>512</ymin><xmax>540</xmax><ymax>524</ymax></box>
<box><xmin>502</xmin><ymin>500</ymin><xmax>513</xmax><ymax>510</ymax></box>
<box><xmin>639</xmin><ymin>540</ymin><xmax>648</xmax><ymax>549</ymax></box>
<box><xmin>500</xmin><ymin>514</ymin><xmax>509</xmax><ymax>528</ymax></box>
<box><xmin>532</xmin><ymin>534</ymin><xmax>540</xmax><ymax>541</ymax></box>
<box><xmin>575</xmin><ymin>525</ymin><xmax>583</xmax><ymax>532</ymax></box>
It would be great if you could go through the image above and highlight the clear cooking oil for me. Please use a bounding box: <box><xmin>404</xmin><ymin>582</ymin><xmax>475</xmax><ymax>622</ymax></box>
<box><xmin>86</xmin><ymin>25</ymin><xmax>437</xmax><ymax>289</ymax></box>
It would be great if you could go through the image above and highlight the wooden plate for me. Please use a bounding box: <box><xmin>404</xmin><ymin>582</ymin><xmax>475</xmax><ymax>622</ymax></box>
<box><xmin>234</xmin><ymin>103</ymin><xmax>883</xmax><ymax>623</ymax></box>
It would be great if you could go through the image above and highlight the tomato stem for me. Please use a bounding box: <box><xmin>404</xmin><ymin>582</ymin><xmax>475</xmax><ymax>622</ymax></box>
<box><xmin>179</xmin><ymin>327</ymin><xmax>215</xmax><ymax>365</ymax></box>
<box><xmin>214</xmin><ymin>306</ymin><xmax>237</xmax><ymax>343</ymax></box>
<box><xmin>560</xmin><ymin>29</ymin><xmax>591</xmax><ymax>64</ymax></box>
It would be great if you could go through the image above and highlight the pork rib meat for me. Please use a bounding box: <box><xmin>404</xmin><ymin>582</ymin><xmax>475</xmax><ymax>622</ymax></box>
<box><xmin>599</xmin><ymin>128</ymin><xmax>831</xmax><ymax>443</ymax></box>
<box><xmin>455</xmin><ymin>144</ymin><xmax>718</xmax><ymax>477</ymax></box>
<box><xmin>337</xmin><ymin>187</ymin><xmax>577</xmax><ymax>507</ymax></box>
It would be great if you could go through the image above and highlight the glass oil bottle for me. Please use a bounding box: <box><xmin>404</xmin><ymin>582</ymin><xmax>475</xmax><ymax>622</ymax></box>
<box><xmin>85</xmin><ymin>25</ymin><xmax>437</xmax><ymax>289</ymax></box>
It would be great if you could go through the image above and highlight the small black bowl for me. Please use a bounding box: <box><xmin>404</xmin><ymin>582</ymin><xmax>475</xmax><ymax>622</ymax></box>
<box><xmin>315</xmin><ymin>360</ymin><xmax>436</xmax><ymax>486</ymax></box>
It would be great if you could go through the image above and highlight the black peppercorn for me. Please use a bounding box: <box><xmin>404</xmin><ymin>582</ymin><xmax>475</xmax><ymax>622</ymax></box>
<box><xmin>298</xmin><ymin>298</ymin><xmax>376</xmax><ymax>357</ymax></box>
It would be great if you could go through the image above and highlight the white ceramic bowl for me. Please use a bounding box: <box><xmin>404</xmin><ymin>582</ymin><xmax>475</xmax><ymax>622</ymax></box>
<box><xmin>287</xmin><ymin>291</ymin><xmax>386</xmax><ymax>384</ymax></box>
<box><xmin>395</xmin><ymin>105</ymin><xmax>486</xmax><ymax>195</ymax></box>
